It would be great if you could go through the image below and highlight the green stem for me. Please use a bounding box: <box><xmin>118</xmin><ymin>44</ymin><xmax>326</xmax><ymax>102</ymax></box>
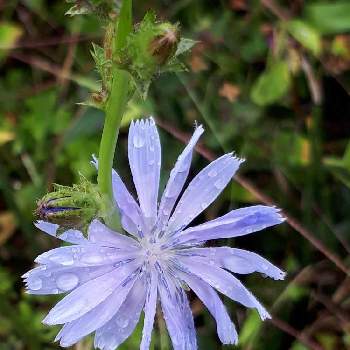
<box><xmin>97</xmin><ymin>0</ymin><xmax>132</xmax><ymax>230</ymax></box>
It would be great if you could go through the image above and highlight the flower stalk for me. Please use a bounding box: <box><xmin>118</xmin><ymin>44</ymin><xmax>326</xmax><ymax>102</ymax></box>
<box><xmin>97</xmin><ymin>0</ymin><xmax>132</xmax><ymax>230</ymax></box>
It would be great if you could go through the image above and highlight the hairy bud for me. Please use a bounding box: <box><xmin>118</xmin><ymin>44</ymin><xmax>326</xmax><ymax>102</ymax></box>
<box><xmin>149</xmin><ymin>24</ymin><xmax>179</xmax><ymax>65</ymax></box>
<box><xmin>36</xmin><ymin>181</ymin><xmax>100</xmax><ymax>230</ymax></box>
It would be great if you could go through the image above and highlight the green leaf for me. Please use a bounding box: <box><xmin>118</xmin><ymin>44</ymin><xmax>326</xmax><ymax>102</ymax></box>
<box><xmin>324</xmin><ymin>157</ymin><xmax>350</xmax><ymax>188</ymax></box>
<box><xmin>324</xmin><ymin>140</ymin><xmax>350</xmax><ymax>188</ymax></box>
<box><xmin>251</xmin><ymin>61</ymin><xmax>291</xmax><ymax>106</ymax></box>
<box><xmin>0</xmin><ymin>22</ymin><xmax>22</xmax><ymax>61</ymax></box>
<box><xmin>91</xmin><ymin>42</ymin><xmax>112</xmax><ymax>89</ymax></box>
<box><xmin>175</xmin><ymin>38</ymin><xmax>197</xmax><ymax>56</ymax></box>
<box><xmin>290</xmin><ymin>342</ymin><xmax>309</xmax><ymax>350</ymax></box>
<box><xmin>239</xmin><ymin>311</ymin><xmax>262</xmax><ymax>346</ymax></box>
<box><xmin>66</xmin><ymin>4</ymin><xmax>91</xmax><ymax>16</ymax></box>
<box><xmin>305</xmin><ymin>2</ymin><xmax>350</xmax><ymax>34</ymax></box>
<box><xmin>287</xmin><ymin>20</ymin><xmax>322</xmax><ymax>56</ymax></box>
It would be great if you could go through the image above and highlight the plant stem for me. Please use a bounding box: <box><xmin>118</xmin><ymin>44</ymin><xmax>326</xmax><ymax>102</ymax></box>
<box><xmin>97</xmin><ymin>0</ymin><xmax>132</xmax><ymax>230</ymax></box>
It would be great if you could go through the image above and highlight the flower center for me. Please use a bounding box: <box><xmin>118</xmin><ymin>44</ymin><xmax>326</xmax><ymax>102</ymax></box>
<box><xmin>140</xmin><ymin>237</ymin><xmax>169</xmax><ymax>265</ymax></box>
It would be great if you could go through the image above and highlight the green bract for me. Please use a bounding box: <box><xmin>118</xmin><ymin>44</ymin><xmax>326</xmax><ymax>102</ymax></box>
<box><xmin>36</xmin><ymin>179</ymin><xmax>101</xmax><ymax>233</ymax></box>
<box><xmin>85</xmin><ymin>11</ymin><xmax>196</xmax><ymax>106</ymax></box>
<box><xmin>65</xmin><ymin>0</ymin><xmax>119</xmax><ymax>18</ymax></box>
<box><xmin>120</xmin><ymin>12</ymin><xmax>196</xmax><ymax>98</ymax></box>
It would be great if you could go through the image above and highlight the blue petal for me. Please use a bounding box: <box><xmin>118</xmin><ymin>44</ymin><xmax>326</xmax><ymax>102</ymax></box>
<box><xmin>157</xmin><ymin>125</ymin><xmax>204</xmax><ymax>231</ymax></box>
<box><xmin>55</xmin><ymin>268</ymin><xmax>140</xmax><ymax>347</ymax></box>
<box><xmin>88</xmin><ymin>220</ymin><xmax>139</xmax><ymax>249</ymax></box>
<box><xmin>182</xmin><ymin>247</ymin><xmax>286</xmax><ymax>280</ymax></box>
<box><xmin>177</xmin><ymin>205</ymin><xmax>284</xmax><ymax>245</ymax></box>
<box><xmin>166</xmin><ymin>154</ymin><xmax>243</xmax><ymax>235</ymax></box>
<box><xmin>140</xmin><ymin>269</ymin><xmax>158</xmax><ymax>350</ymax></box>
<box><xmin>43</xmin><ymin>260</ymin><xmax>140</xmax><ymax>325</ymax></box>
<box><xmin>159</xmin><ymin>274</ymin><xmax>197</xmax><ymax>350</ymax></box>
<box><xmin>180</xmin><ymin>272</ymin><xmax>238</xmax><ymax>345</ymax></box>
<box><xmin>94</xmin><ymin>278</ymin><xmax>146</xmax><ymax>350</ymax></box>
<box><xmin>35</xmin><ymin>244</ymin><xmax>137</xmax><ymax>267</ymax></box>
<box><xmin>111</xmin><ymin>171</ymin><xmax>145</xmax><ymax>237</ymax></box>
<box><xmin>24</xmin><ymin>264</ymin><xmax>116</xmax><ymax>295</ymax></box>
<box><xmin>91</xmin><ymin>156</ymin><xmax>144</xmax><ymax>237</ymax></box>
<box><xmin>179</xmin><ymin>257</ymin><xmax>270</xmax><ymax>320</ymax></box>
<box><xmin>35</xmin><ymin>221</ymin><xmax>87</xmax><ymax>244</ymax></box>
<box><xmin>128</xmin><ymin>118</ymin><xmax>161</xmax><ymax>228</ymax></box>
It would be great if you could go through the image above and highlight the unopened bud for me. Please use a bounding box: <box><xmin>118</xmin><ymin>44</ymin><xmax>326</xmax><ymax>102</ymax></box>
<box><xmin>149</xmin><ymin>24</ymin><xmax>179</xmax><ymax>65</ymax></box>
<box><xmin>36</xmin><ymin>181</ymin><xmax>100</xmax><ymax>230</ymax></box>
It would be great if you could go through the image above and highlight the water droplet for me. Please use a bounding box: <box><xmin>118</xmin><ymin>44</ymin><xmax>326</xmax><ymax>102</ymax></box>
<box><xmin>201</xmin><ymin>202</ymin><xmax>207</xmax><ymax>210</ymax></box>
<box><xmin>49</xmin><ymin>252</ymin><xmax>74</xmax><ymax>266</ymax></box>
<box><xmin>116</xmin><ymin>316</ymin><xmax>129</xmax><ymax>328</ymax></box>
<box><xmin>163</xmin><ymin>208</ymin><xmax>170</xmax><ymax>216</ymax></box>
<box><xmin>57</xmin><ymin>273</ymin><xmax>79</xmax><ymax>291</ymax></box>
<box><xmin>148</xmin><ymin>159</ymin><xmax>155</xmax><ymax>166</ymax></box>
<box><xmin>208</xmin><ymin>170</ymin><xmax>217</xmax><ymax>177</ymax></box>
<box><xmin>81</xmin><ymin>252</ymin><xmax>103</xmax><ymax>264</ymax></box>
<box><xmin>214</xmin><ymin>179</ymin><xmax>225</xmax><ymax>190</ymax></box>
<box><xmin>133</xmin><ymin>134</ymin><xmax>145</xmax><ymax>148</ymax></box>
<box><xmin>28</xmin><ymin>277</ymin><xmax>42</xmax><ymax>291</ymax></box>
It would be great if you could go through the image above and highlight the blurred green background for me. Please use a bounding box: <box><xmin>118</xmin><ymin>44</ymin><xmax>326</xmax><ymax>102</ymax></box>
<box><xmin>1</xmin><ymin>0</ymin><xmax>350</xmax><ymax>349</ymax></box>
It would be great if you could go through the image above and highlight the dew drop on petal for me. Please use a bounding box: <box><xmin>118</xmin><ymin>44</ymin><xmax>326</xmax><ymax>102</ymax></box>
<box><xmin>133</xmin><ymin>134</ymin><xmax>145</xmax><ymax>148</ymax></box>
<box><xmin>50</xmin><ymin>252</ymin><xmax>75</xmax><ymax>266</ymax></box>
<box><xmin>81</xmin><ymin>253</ymin><xmax>103</xmax><ymax>264</ymax></box>
<box><xmin>28</xmin><ymin>277</ymin><xmax>42</xmax><ymax>291</ymax></box>
<box><xmin>214</xmin><ymin>179</ymin><xmax>225</xmax><ymax>190</ymax></box>
<box><xmin>56</xmin><ymin>273</ymin><xmax>79</xmax><ymax>291</ymax></box>
<box><xmin>116</xmin><ymin>316</ymin><xmax>129</xmax><ymax>328</ymax></box>
<box><xmin>208</xmin><ymin>170</ymin><xmax>217</xmax><ymax>177</ymax></box>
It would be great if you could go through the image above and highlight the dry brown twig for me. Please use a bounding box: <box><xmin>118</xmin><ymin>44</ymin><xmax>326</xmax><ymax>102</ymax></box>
<box><xmin>269</xmin><ymin>316</ymin><xmax>324</xmax><ymax>350</ymax></box>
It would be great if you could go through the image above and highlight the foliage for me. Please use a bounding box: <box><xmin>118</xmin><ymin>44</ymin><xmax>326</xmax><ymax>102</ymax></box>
<box><xmin>0</xmin><ymin>0</ymin><xmax>350</xmax><ymax>349</ymax></box>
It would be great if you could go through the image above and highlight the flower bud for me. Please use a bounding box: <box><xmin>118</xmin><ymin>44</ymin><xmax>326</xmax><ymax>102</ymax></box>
<box><xmin>36</xmin><ymin>182</ymin><xmax>100</xmax><ymax>230</ymax></box>
<box><xmin>149</xmin><ymin>24</ymin><xmax>179</xmax><ymax>65</ymax></box>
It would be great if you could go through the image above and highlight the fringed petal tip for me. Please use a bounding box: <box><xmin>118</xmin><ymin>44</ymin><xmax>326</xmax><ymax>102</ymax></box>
<box><xmin>34</xmin><ymin>220</ymin><xmax>59</xmax><ymax>237</ymax></box>
<box><xmin>131</xmin><ymin>116</ymin><xmax>156</xmax><ymax>128</ymax></box>
<box><xmin>267</xmin><ymin>206</ymin><xmax>286</xmax><ymax>224</ymax></box>
<box><xmin>271</xmin><ymin>205</ymin><xmax>285</xmax><ymax>216</ymax></box>
<box><xmin>258</xmin><ymin>307</ymin><xmax>271</xmax><ymax>321</ymax></box>
<box><xmin>42</xmin><ymin>313</ymin><xmax>56</xmax><ymax>326</ymax></box>
<box><xmin>193</xmin><ymin>121</ymin><xmax>205</xmax><ymax>133</ymax></box>
<box><xmin>229</xmin><ymin>152</ymin><xmax>246</xmax><ymax>166</ymax></box>
<box><xmin>275</xmin><ymin>269</ymin><xmax>287</xmax><ymax>280</ymax></box>
<box><xmin>21</xmin><ymin>271</ymin><xmax>30</xmax><ymax>279</ymax></box>
<box><xmin>223</xmin><ymin>332</ymin><xmax>239</xmax><ymax>346</ymax></box>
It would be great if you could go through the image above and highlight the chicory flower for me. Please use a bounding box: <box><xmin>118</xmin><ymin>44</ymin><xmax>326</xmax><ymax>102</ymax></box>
<box><xmin>23</xmin><ymin>118</ymin><xmax>285</xmax><ymax>349</ymax></box>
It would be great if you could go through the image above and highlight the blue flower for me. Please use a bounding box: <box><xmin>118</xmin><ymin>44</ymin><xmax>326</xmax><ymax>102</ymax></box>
<box><xmin>23</xmin><ymin>118</ymin><xmax>285</xmax><ymax>349</ymax></box>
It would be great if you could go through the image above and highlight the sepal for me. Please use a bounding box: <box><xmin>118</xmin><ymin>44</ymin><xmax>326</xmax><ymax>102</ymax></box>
<box><xmin>35</xmin><ymin>177</ymin><xmax>102</xmax><ymax>232</ymax></box>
